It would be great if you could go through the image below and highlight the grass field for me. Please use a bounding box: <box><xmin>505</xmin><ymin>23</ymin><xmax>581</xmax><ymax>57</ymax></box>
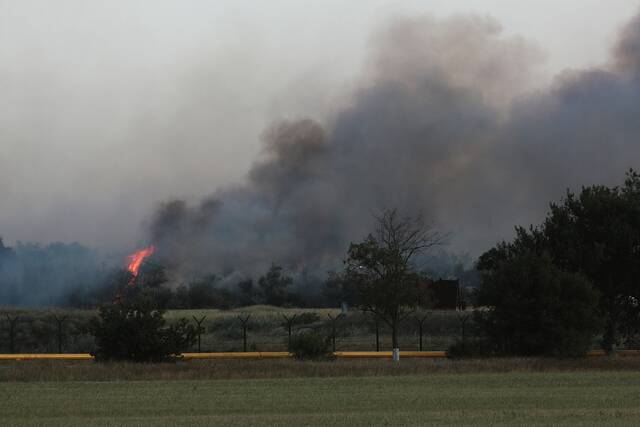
<box><xmin>1</xmin><ymin>370</ymin><xmax>639</xmax><ymax>426</ymax></box>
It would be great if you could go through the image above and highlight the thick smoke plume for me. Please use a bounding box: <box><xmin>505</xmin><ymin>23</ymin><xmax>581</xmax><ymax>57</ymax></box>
<box><xmin>150</xmin><ymin>12</ymin><xmax>640</xmax><ymax>280</ymax></box>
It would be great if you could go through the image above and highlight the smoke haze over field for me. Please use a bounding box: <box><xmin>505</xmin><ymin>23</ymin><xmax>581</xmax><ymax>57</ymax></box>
<box><xmin>1</xmin><ymin>1</ymin><xmax>640</xmax><ymax>284</ymax></box>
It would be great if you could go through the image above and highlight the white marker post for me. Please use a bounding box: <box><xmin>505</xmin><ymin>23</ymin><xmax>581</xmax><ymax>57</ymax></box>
<box><xmin>392</xmin><ymin>347</ymin><xmax>400</xmax><ymax>362</ymax></box>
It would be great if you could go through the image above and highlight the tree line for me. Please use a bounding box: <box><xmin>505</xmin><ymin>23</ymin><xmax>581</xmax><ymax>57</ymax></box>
<box><xmin>299</xmin><ymin>170</ymin><xmax>640</xmax><ymax>359</ymax></box>
<box><xmin>473</xmin><ymin>169</ymin><xmax>640</xmax><ymax>356</ymax></box>
<box><xmin>8</xmin><ymin>171</ymin><xmax>640</xmax><ymax>362</ymax></box>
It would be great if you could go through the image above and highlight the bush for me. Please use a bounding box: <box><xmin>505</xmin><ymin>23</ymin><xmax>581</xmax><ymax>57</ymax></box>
<box><xmin>294</xmin><ymin>312</ymin><xmax>321</xmax><ymax>325</ymax></box>
<box><xmin>89</xmin><ymin>290</ymin><xmax>197</xmax><ymax>362</ymax></box>
<box><xmin>477</xmin><ymin>250</ymin><xmax>601</xmax><ymax>357</ymax></box>
<box><xmin>289</xmin><ymin>331</ymin><xmax>332</xmax><ymax>360</ymax></box>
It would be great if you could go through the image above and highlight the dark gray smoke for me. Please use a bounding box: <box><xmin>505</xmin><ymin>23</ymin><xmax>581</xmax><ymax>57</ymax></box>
<box><xmin>0</xmin><ymin>239</ymin><xmax>108</xmax><ymax>306</ymax></box>
<box><xmin>149</xmin><ymin>12</ymin><xmax>640</xmax><ymax>281</ymax></box>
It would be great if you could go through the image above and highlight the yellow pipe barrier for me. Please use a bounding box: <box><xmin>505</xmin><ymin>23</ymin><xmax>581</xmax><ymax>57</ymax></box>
<box><xmin>0</xmin><ymin>353</ymin><xmax>93</xmax><ymax>361</ymax></box>
<box><xmin>181</xmin><ymin>352</ymin><xmax>292</xmax><ymax>360</ymax></box>
<box><xmin>0</xmin><ymin>351</ymin><xmax>447</xmax><ymax>361</ymax></box>
<box><xmin>334</xmin><ymin>351</ymin><xmax>446</xmax><ymax>359</ymax></box>
<box><xmin>0</xmin><ymin>353</ymin><xmax>294</xmax><ymax>361</ymax></box>
<box><xmin>0</xmin><ymin>350</ymin><xmax>639</xmax><ymax>361</ymax></box>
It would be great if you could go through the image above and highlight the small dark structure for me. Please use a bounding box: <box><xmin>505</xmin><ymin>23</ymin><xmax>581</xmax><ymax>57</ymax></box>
<box><xmin>425</xmin><ymin>279</ymin><xmax>463</xmax><ymax>310</ymax></box>
<box><xmin>238</xmin><ymin>315</ymin><xmax>251</xmax><ymax>352</ymax></box>
<box><xmin>281</xmin><ymin>314</ymin><xmax>298</xmax><ymax>352</ymax></box>
<box><xmin>192</xmin><ymin>315</ymin><xmax>206</xmax><ymax>353</ymax></box>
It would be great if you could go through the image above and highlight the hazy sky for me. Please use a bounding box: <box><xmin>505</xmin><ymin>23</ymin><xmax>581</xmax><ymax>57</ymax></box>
<box><xmin>1</xmin><ymin>0</ymin><xmax>639</xmax><ymax>251</ymax></box>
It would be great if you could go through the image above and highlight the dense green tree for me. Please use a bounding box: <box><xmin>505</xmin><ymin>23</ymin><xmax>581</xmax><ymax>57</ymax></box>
<box><xmin>322</xmin><ymin>271</ymin><xmax>359</xmax><ymax>307</ymax></box>
<box><xmin>258</xmin><ymin>264</ymin><xmax>293</xmax><ymax>306</ymax></box>
<box><xmin>89</xmin><ymin>289</ymin><xmax>196</xmax><ymax>362</ymax></box>
<box><xmin>344</xmin><ymin>209</ymin><xmax>444</xmax><ymax>356</ymax></box>
<box><xmin>170</xmin><ymin>275</ymin><xmax>234</xmax><ymax>309</ymax></box>
<box><xmin>186</xmin><ymin>275</ymin><xmax>219</xmax><ymax>308</ymax></box>
<box><xmin>237</xmin><ymin>279</ymin><xmax>256</xmax><ymax>306</ymax></box>
<box><xmin>477</xmin><ymin>248</ymin><xmax>600</xmax><ymax>356</ymax></box>
<box><xmin>478</xmin><ymin>170</ymin><xmax>640</xmax><ymax>353</ymax></box>
<box><xmin>541</xmin><ymin>170</ymin><xmax>640</xmax><ymax>351</ymax></box>
<box><xmin>170</xmin><ymin>284</ymin><xmax>191</xmax><ymax>309</ymax></box>
<box><xmin>135</xmin><ymin>261</ymin><xmax>169</xmax><ymax>289</ymax></box>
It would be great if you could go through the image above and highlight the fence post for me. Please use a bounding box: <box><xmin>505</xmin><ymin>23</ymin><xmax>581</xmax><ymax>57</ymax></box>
<box><xmin>5</xmin><ymin>315</ymin><xmax>19</xmax><ymax>354</ymax></box>
<box><xmin>375</xmin><ymin>317</ymin><xmax>380</xmax><ymax>352</ymax></box>
<box><xmin>237</xmin><ymin>315</ymin><xmax>251</xmax><ymax>352</ymax></box>
<box><xmin>416</xmin><ymin>313</ymin><xmax>429</xmax><ymax>351</ymax></box>
<box><xmin>458</xmin><ymin>312</ymin><xmax>471</xmax><ymax>342</ymax></box>
<box><xmin>192</xmin><ymin>316</ymin><xmax>206</xmax><ymax>353</ymax></box>
<box><xmin>281</xmin><ymin>314</ymin><xmax>297</xmax><ymax>352</ymax></box>
<box><xmin>53</xmin><ymin>315</ymin><xmax>68</xmax><ymax>354</ymax></box>
<box><xmin>327</xmin><ymin>313</ymin><xmax>343</xmax><ymax>352</ymax></box>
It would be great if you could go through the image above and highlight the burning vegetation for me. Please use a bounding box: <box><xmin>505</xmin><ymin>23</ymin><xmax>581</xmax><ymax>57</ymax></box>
<box><xmin>127</xmin><ymin>245</ymin><xmax>155</xmax><ymax>278</ymax></box>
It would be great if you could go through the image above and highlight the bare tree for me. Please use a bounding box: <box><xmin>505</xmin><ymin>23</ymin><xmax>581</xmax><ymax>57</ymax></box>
<box><xmin>344</xmin><ymin>209</ymin><xmax>445</xmax><ymax>361</ymax></box>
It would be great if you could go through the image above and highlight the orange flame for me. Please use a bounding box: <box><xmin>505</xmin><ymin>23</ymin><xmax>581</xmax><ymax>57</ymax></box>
<box><xmin>126</xmin><ymin>245</ymin><xmax>155</xmax><ymax>277</ymax></box>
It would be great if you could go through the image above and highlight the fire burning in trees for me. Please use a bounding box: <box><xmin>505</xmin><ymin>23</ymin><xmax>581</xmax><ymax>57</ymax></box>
<box><xmin>126</xmin><ymin>245</ymin><xmax>155</xmax><ymax>277</ymax></box>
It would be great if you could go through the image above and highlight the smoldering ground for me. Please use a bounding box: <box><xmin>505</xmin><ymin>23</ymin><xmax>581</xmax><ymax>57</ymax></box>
<box><xmin>148</xmin><ymin>11</ymin><xmax>640</xmax><ymax>280</ymax></box>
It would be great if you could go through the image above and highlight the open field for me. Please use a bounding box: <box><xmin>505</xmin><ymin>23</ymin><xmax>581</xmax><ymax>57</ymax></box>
<box><xmin>1</xmin><ymin>370</ymin><xmax>640</xmax><ymax>426</ymax></box>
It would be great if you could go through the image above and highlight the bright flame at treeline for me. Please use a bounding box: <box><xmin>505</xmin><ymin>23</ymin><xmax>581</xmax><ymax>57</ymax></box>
<box><xmin>126</xmin><ymin>245</ymin><xmax>155</xmax><ymax>277</ymax></box>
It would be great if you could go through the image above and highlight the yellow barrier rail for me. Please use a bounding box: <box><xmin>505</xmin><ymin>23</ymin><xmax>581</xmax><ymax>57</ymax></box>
<box><xmin>0</xmin><ymin>354</ymin><xmax>93</xmax><ymax>361</ymax></box>
<box><xmin>0</xmin><ymin>350</ymin><xmax>639</xmax><ymax>361</ymax></box>
<box><xmin>181</xmin><ymin>352</ymin><xmax>292</xmax><ymax>360</ymax></box>
<box><xmin>334</xmin><ymin>351</ymin><xmax>446</xmax><ymax>359</ymax></box>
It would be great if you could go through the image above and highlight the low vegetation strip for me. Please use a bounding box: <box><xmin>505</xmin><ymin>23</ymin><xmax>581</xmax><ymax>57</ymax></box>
<box><xmin>3</xmin><ymin>358</ymin><xmax>640</xmax><ymax>383</ymax></box>
<box><xmin>1</xmin><ymin>372</ymin><xmax>639</xmax><ymax>426</ymax></box>
<box><xmin>1</xmin><ymin>350</ymin><xmax>640</xmax><ymax>361</ymax></box>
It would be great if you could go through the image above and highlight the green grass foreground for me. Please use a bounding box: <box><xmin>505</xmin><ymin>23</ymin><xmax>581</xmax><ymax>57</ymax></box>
<box><xmin>2</xmin><ymin>370</ymin><xmax>640</xmax><ymax>426</ymax></box>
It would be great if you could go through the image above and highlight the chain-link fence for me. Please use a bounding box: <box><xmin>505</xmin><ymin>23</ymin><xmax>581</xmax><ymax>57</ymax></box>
<box><xmin>0</xmin><ymin>309</ymin><xmax>477</xmax><ymax>354</ymax></box>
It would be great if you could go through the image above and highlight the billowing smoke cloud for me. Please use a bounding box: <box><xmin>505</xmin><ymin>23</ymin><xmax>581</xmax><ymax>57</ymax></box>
<box><xmin>148</xmin><ymin>11</ymin><xmax>640</xmax><ymax>280</ymax></box>
<box><xmin>0</xmin><ymin>239</ymin><xmax>107</xmax><ymax>306</ymax></box>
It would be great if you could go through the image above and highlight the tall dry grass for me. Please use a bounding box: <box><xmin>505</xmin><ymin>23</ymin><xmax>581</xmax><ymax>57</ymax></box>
<box><xmin>2</xmin><ymin>357</ymin><xmax>640</xmax><ymax>382</ymax></box>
